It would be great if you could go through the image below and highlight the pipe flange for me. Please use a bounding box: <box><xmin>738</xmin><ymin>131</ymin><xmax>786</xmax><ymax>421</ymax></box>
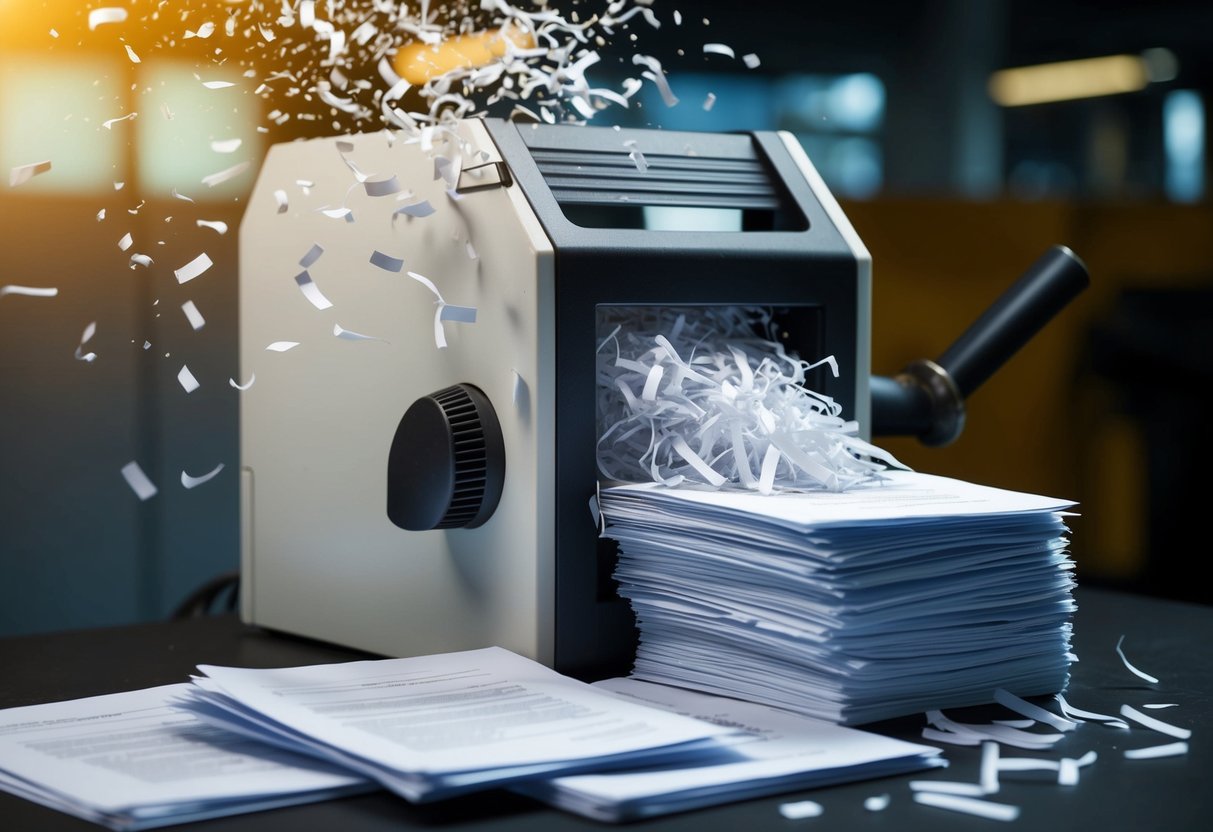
<box><xmin>897</xmin><ymin>359</ymin><xmax>966</xmax><ymax>447</ymax></box>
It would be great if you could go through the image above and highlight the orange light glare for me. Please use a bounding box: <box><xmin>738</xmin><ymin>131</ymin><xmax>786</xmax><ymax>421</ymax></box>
<box><xmin>393</xmin><ymin>26</ymin><xmax>535</xmax><ymax>86</ymax></box>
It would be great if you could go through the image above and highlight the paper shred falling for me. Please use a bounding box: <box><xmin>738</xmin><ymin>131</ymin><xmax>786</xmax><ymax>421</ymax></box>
<box><xmin>1119</xmin><ymin>705</ymin><xmax>1191</xmax><ymax>739</ymax></box>
<box><xmin>182</xmin><ymin>463</ymin><xmax>224</xmax><ymax>489</ymax></box>
<box><xmin>202</xmin><ymin>162</ymin><xmax>250</xmax><ymax>188</ymax></box>
<box><xmin>778</xmin><ymin>800</ymin><xmax>822</xmax><ymax>820</ymax></box>
<box><xmin>177</xmin><ymin>365</ymin><xmax>200</xmax><ymax>393</ymax></box>
<box><xmin>97</xmin><ymin>209</ymin><xmax>106</xmax><ymax>221</ymax></box>
<box><xmin>274</xmin><ymin>189</ymin><xmax>289</xmax><ymax>213</ymax></box>
<box><xmin>703</xmin><ymin>92</ymin><xmax>716</xmax><ymax>111</ymax></box>
<box><xmin>186</xmin><ymin>22</ymin><xmax>216</xmax><ymax>40</ymax></box>
<box><xmin>394</xmin><ymin>200</ymin><xmax>436</xmax><ymax>219</ymax></box>
<box><xmin>49</xmin><ymin>28</ymin><xmax>58</xmax><ymax>38</ymax></box>
<box><xmin>407</xmin><ymin>270</ymin><xmax>477</xmax><ymax>349</ymax></box>
<box><xmin>89</xmin><ymin>8</ymin><xmax>127</xmax><ymax>30</ymax></box>
<box><xmin>466</xmin><ymin>241</ymin><xmax>478</xmax><ymax>261</ymax></box>
<box><xmin>913</xmin><ymin>792</ymin><xmax>1020</xmax><ymax>822</ymax></box>
<box><xmin>1124</xmin><ymin>741</ymin><xmax>1189</xmax><ymax>760</ymax></box>
<box><xmin>124</xmin><ymin>44</ymin><xmax>141</xmax><ymax>64</ymax></box>
<box><xmin>863</xmin><ymin>795</ymin><xmax>890</xmax><ymax>812</ymax></box>
<box><xmin>211</xmin><ymin>138</ymin><xmax>242</xmax><ymax>153</ymax></box>
<box><xmin>370</xmin><ymin>250</ymin><xmax>404</xmax><ymax>272</ymax></box>
<box><xmin>299</xmin><ymin>244</ymin><xmax>324</xmax><ymax>268</ymax></box>
<box><xmin>118</xmin><ymin>232</ymin><xmax>133</xmax><ymax>251</ymax></box>
<box><xmin>333</xmin><ymin>323</ymin><xmax>384</xmax><ymax>342</ymax></box>
<box><xmin>202</xmin><ymin>80</ymin><xmax>235</xmax><ymax>90</ymax></box>
<box><xmin>1115</xmin><ymin>635</ymin><xmax>1160</xmax><ymax>684</ymax></box>
<box><xmin>9</xmin><ymin>160</ymin><xmax>51</xmax><ymax>187</ymax></box>
<box><xmin>196</xmin><ymin>220</ymin><xmax>228</xmax><ymax>234</ymax></box>
<box><xmin>295</xmin><ymin>271</ymin><xmax>334</xmax><ymax>310</ymax></box>
<box><xmin>1143</xmin><ymin>703</ymin><xmax>1179</xmax><ymax>709</ymax></box>
<box><xmin>1</xmin><ymin>285</ymin><xmax>58</xmax><ymax>299</ymax></box>
<box><xmin>265</xmin><ymin>341</ymin><xmax>299</xmax><ymax>352</ymax></box>
<box><xmin>181</xmin><ymin>300</ymin><xmax>206</xmax><ymax>330</ymax></box>
<box><xmin>742</xmin><ymin>53</ymin><xmax>761</xmax><ymax>68</ymax></box>
<box><xmin>129</xmin><ymin>254</ymin><xmax>153</xmax><ymax>269</ymax></box>
<box><xmin>102</xmin><ymin>113</ymin><xmax>137</xmax><ymax>130</ymax></box>
<box><xmin>623</xmin><ymin>139</ymin><xmax>649</xmax><ymax>172</ymax></box>
<box><xmin>171</xmin><ymin>187</ymin><xmax>194</xmax><ymax>202</ymax></box>
<box><xmin>74</xmin><ymin>321</ymin><xmax>97</xmax><ymax>363</ymax></box>
<box><xmin>229</xmin><ymin>374</ymin><xmax>256</xmax><ymax>391</ymax></box>
<box><xmin>174</xmin><ymin>253</ymin><xmax>213</xmax><ymax>284</ymax></box>
<box><xmin>120</xmin><ymin>461</ymin><xmax>157</xmax><ymax>501</ymax></box>
<box><xmin>702</xmin><ymin>43</ymin><xmax>735</xmax><ymax>58</ymax></box>
<box><xmin>364</xmin><ymin>175</ymin><xmax>401</xmax><ymax>197</ymax></box>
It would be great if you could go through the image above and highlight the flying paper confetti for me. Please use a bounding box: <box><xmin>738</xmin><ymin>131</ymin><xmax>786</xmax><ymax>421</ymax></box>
<box><xmin>1</xmin><ymin>285</ymin><xmax>58</xmax><ymax>299</ymax></box>
<box><xmin>88</xmin><ymin>8</ymin><xmax>127</xmax><ymax>31</ymax></box>
<box><xmin>9</xmin><ymin>160</ymin><xmax>51</xmax><ymax>187</ymax></box>
<box><xmin>120</xmin><ymin>461</ymin><xmax>157</xmax><ymax>501</ymax></box>
<box><xmin>182</xmin><ymin>464</ymin><xmax>224</xmax><ymax>489</ymax></box>
<box><xmin>174</xmin><ymin>253</ymin><xmax>213</xmax><ymax>284</ymax></box>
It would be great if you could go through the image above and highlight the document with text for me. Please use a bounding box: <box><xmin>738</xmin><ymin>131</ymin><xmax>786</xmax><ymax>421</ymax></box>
<box><xmin>180</xmin><ymin>645</ymin><xmax>741</xmax><ymax>802</ymax></box>
<box><xmin>0</xmin><ymin>683</ymin><xmax>372</xmax><ymax>830</ymax></box>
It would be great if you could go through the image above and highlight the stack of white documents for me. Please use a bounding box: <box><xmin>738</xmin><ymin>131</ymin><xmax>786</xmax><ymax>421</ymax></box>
<box><xmin>177</xmin><ymin>646</ymin><xmax>742</xmax><ymax>803</ymax></box>
<box><xmin>600</xmin><ymin>470</ymin><xmax>1079</xmax><ymax>725</ymax></box>
<box><xmin>0</xmin><ymin>684</ymin><xmax>371</xmax><ymax>830</ymax></box>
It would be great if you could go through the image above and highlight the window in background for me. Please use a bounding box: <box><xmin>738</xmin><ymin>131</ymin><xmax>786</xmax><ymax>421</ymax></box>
<box><xmin>1164</xmin><ymin>90</ymin><xmax>1205</xmax><ymax>203</ymax></box>
<box><xmin>0</xmin><ymin>55</ymin><xmax>126</xmax><ymax>194</ymax></box>
<box><xmin>634</xmin><ymin>72</ymin><xmax>886</xmax><ymax>200</ymax></box>
<box><xmin>136</xmin><ymin>61</ymin><xmax>262</xmax><ymax>201</ymax></box>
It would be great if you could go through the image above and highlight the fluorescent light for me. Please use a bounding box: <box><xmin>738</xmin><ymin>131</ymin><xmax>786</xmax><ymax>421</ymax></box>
<box><xmin>989</xmin><ymin>54</ymin><xmax>1151</xmax><ymax>107</ymax></box>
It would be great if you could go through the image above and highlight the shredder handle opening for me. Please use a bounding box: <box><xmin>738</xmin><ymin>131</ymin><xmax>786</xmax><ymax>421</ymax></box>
<box><xmin>870</xmin><ymin>244</ymin><xmax>1090</xmax><ymax>446</ymax></box>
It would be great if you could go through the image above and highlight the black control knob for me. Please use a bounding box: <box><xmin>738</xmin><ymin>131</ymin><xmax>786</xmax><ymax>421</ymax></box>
<box><xmin>387</xmin><ymin>383</ymin><xmax>505</xmax><ymax>531</ymax></box>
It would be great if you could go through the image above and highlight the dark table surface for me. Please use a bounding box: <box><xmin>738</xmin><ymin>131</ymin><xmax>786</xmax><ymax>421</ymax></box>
<box><xmin>2</xmin><ymin>585</ymin><xmax>1210</xmax><ymax>831</ymax></box>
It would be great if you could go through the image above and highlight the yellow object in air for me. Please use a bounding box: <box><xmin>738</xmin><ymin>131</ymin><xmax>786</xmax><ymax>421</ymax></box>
<box><xmin>394</xmin><ymin>27</ymin><xmax>536</xmax><ymax>85</ymax></box>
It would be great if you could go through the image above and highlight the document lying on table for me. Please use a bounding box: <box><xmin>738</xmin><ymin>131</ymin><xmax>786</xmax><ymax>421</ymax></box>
<box><xmin>0</xmin><ymin>684</ymin><xmax>372</xmax><ymax>831</ymax></box>
<box><xmin>514</xmin><ymin>677</ymin><xmax>946</xmax><ymax>822</ymax></box>
<box><xmin>178</xmin><ymin>646</ymin><xmax>741</xmax><ymax>803</ymax></box>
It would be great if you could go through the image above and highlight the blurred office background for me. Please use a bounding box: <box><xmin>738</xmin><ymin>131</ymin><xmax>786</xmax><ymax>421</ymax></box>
<box><xmin>1</xmin><ymin>0</ymin><xmax>1210</xmax><ymax>637</ymax></box>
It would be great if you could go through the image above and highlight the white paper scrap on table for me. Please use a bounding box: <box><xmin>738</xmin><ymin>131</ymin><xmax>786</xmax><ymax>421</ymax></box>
<box><xmin>182</xmin><ymin>464</ymin><xmax>225</xmax><ymax>489</ymax></box>
<box><xmin>910</xmin><ymin>780</ymin><xmax>987</xmax><ymax>797</ymax></box>
<box><xmin>182</xmin><ymin>300</ymin><xmax>206</xmax><ymax>330</ymax></box>
<box><xmin>778</xmin><ymin>800</ymin><xmax>822</xmax><ymax>819</ymax></box>
<box><xmin>1124</xmin><ymin>741</ymin><xmax>1188</xmax><ymax>760</ymax></box>
<box><xmin>914</xmin><ymin>792</ymin><xmax>1020</xmax><ymax>822</ymax></box>
<box><xmin>993</xmin><ymin>688</ymin><xmax>1077</xmax><ymax>732</ymax></box>
<box><xmin>1115</xmin><ymin>635</ymin><xmax>1159</xmax><ymax>684</ymax></box>
<box><xmin>177</xmin><ymin>365</ymin><xmax>200</xmax><ymax>393</ymax></box>
<box><xmin>121</xmin><ymin>461</ymin><xmax>158</xmax><ymax>500</ymax></box>
<box><xmin>75</xmin><ymin>321</ymin><xmax>97</xmax><ymax>362</ymax></box>
<box><xmin>1055</xmin><ymin>694</ymin><xmax>1128</xmax><ymax>728</ymax></box>
<box><xmin>295</xmin><ymin>271</ymin><xmax>334</xmax><ymax>310</ymax></box>
<box><xmin>864</xmin><ymin>794</ymin><xmax>890</xmax><ymax>811</ymax></box>
<box><xmin>1</xmin><ymin>285</ymin><xmax>58</xmax><ymax>299</ymax></box>
<box><xmin>197</xmin><ymin>219</ymin><xmax>228</xmax><ymax>234</ymax></box>
<box><xmin>229</xmin><ymin>373</ymin><xmax>256</xmax><ymax>390</ymax></box>
<box><xmin>1143</xmin><ymin>703</ymin><xmax>1179</xmax><ymax>710</ymax></box>
<box><xmin>1119</xmin><ymin>705</ymin><xmax>1191</xmax><ymax>739</ymax></box>
<box><xmin>202</xmin><ymin>161</ymin><xmax>250</xmax><ymax>187</ymax></box>
<box><xmin>265</xmin><ymin>341</ymin><xmax>299</xmax><ymax>352</ymax></box>
<box><xmin>174</xmin><ymin>253</ymin><xmax>213</xmax><ymax>284</ymax></box>
<box><xmin>88</xmin><ymin>7</ymin><xmax>128</xmax><ymax>29</ymax></box>
<box><xmin>9</xmin><ymin>160</ymin><xmax>51</xmax><ymax>187</ymax></box>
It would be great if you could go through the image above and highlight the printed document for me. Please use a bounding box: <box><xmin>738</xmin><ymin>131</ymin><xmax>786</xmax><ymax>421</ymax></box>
<box><xmin>0</xmin><ymin>683</ymin><xmax>371</xmax><ymax>830</ymax></box>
